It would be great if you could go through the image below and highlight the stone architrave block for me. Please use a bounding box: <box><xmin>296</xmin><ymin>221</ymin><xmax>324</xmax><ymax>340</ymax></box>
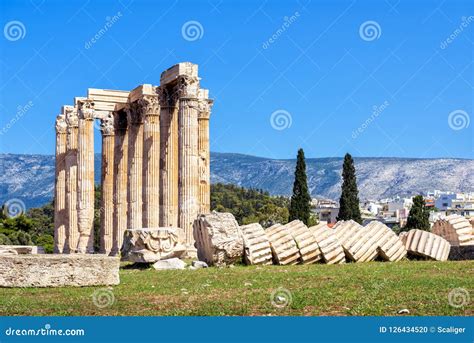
<box><xmin>0</xmin><ymin>254</ymin><xmax>120</xmax><ymax>287</ymax></box>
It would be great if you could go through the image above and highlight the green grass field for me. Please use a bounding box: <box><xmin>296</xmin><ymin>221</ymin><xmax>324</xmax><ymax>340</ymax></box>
<box><xmin>0</xmin><ymin>261</ymin><xmax>472</xmax><ymax>316</ymax></box>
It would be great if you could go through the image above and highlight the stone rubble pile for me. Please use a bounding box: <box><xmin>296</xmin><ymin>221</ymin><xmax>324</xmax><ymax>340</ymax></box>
<box><xmin>193</xmin><ymin>212</ymin><xmax>454</xmax><ymax>266</ymax></box>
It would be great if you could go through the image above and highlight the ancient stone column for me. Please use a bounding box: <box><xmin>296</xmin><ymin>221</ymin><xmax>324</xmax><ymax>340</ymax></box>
<box><xmin>159</xmin><ymin>87</ymin><xmax>179</xmax><ymax>227</ymax></box>
<box><xmin>99</xmin><ymin>113</ymin><xmax>115</xmax><ymax>255</ymax></box>
<box><xmin>197</xmin><ymin>97</ymin><xmax>213</xmax><ymax>214</ymax></box>
<box><xmin>111</xmin><ymin>109</ymin><xmax>129</xmax><ymax>255</ymax></box>
<box><xmin>64</xmin><ymin>107</ymin><xmax>79</xmax><ymax>253</ymax></box>
<box><xmin>54</xmin><ymin>114</ymin><xmax>68</xmax><ymax>253</ymax></box>
<box><xmin>76</xmin><ymin>99</ymin><xmax>95</xmax><ymax>254</ymax></box>
<box><xmin>177</xmin><ymin>76</ymin><xmax>200</xmax><ymax>248</ymax></box>
<box><xmin>127</xmin><ymin>102</ymin><xmax>144</xmax><ymax>230</ymax></box>
<box><xmin>142</xmin><ymin>95</ymin><xmax>160</xmax><ymax>228</ymax></box>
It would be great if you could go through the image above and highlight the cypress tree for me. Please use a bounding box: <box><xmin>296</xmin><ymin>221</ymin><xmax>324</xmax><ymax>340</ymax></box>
<box><xmin>337</xmin><ymin>153</ymin><xmax>362</xmax><ymax>223</ymax></box>
<box><xmin>289</xmin><ymin>148</ymin><xmax>311</xmax><ymax>225</ymax></box>
<box><xmin>404</xmin><ymin>195</ymin><xmax>430</xmax><ymax>231</ymax></box>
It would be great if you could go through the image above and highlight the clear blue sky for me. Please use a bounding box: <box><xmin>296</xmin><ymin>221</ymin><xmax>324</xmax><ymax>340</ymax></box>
<box><xmin>0</xmin><ymin>0</ymin><xmax>473</xmax><ymax>159</ymax></box>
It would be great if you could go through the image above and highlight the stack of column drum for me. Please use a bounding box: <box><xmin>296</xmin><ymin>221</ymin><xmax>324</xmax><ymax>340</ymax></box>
<box><xmin>194</xmin><ymin>212</ymin><xmax>455</xmax><ymax>266</ymax></box>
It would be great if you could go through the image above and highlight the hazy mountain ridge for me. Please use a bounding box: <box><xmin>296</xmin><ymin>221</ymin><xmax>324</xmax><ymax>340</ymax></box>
<box><xmin>1</xmin><ymin>152</ymin><xmax>473</xmax><ymax>208</ymax></box>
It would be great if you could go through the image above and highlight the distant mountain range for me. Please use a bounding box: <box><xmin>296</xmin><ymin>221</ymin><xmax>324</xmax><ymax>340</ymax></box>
<box><xmin>1</xmin><ymin>152</ymin><xmax>473</xmax><ymax>209</ymax></box>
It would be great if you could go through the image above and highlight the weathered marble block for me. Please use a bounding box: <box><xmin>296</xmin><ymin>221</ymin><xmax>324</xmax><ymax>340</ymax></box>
<box><xmin>0</xmin><ymin>254</ymin><xmax>120</xmax><ymax>287</ymax></box>
<box><xmin>121</xmin><ymin>228</ymin><xmax>186</xmax><ymax>263</ymax></box>
<box><xmin>0</xmin><ymin>245</ymin><xmax>45</xmax><ymax>255</ymax></box>
<box><xmin>193</xmin><ymin>212</ymin><xmax>243</xmax><ymax>266</ymax></box>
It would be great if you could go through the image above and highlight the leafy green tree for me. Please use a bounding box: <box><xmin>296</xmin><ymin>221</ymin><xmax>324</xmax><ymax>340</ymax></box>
<box><xmin>210</xmin><ymin>183</ymin><xmax>289</xmax><ymax>227</ymax></box>
<box><xmin>404</xmin><ymin>195</ymin><xmax>430</xmax><ymax>231</ymax></box>
<box><xmin>337</xmin><ymin>153</ymin><xmax>362</xmax><ymax>223</ymax></box>
<box><xmin>288</xmin><ymin>149</ymin><xmax>312</xmax><ymax>225</ymax></box>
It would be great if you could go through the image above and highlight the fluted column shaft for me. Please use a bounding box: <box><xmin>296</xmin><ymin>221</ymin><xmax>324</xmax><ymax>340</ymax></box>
<box><xmin>142</xmin><ymin>95</ymin><xmax>160</xmax><ymax>228</ymax></box>
<box><xmin>76</xmin><ymin>100</ymin><xmax>95</xmax><ymax>253</ymax></box>
<box><xmin>178</xmin><ymin>97</ymin><xmax>199</xmax><ymax>246</ymax></box>
<box><xmin>100</xmin><ymin>114</ymin><xmax>115</xmax><ymax>254</ymax></box>
<box><xmin>54</xmin><ymin>115</ymin><xmax>67</xmax><ymax>253</ymax></box>
<box><xmin>198</xmin><ymin>100</ymin><xmax>212</xmax><ymax>214</ymax></box>
<box><xmin>127</xmin><ymin>103</ymin><xmax>144</xmax><ymax>230</ymax></box>
<box><xmin>65</xmin><ymin>109</ymin><xmax>79</xmax><ymax>253</ymax></box>
<box><xmin>112</xmin><ymin>110</ymin><xmax>128</xmax><ymax>255</ymax></box>
<box><xmin>159</xmin><ymin>97</ymin><xmax>179</xmax><ymax>227</ymax></box>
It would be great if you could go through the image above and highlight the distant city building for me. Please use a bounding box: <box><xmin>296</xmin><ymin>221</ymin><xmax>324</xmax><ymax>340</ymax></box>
<box><xmin>312</xmin><ymin>199</ymin><xmax>339</xmax><ymax>224</ymax></box>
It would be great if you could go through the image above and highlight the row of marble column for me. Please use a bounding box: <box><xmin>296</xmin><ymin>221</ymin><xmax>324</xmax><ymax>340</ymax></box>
<box><xmin>54</xmin><ymin>81</ymin><xmax>212</xmax><ymax>255</ymax></box>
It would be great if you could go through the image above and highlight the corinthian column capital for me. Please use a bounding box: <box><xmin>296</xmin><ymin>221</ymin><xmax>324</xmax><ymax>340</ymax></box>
<box><xmin>177</xmin><ymin>75</ymin><xmax>199</xmax><ymax>99</ymax></box>
<box><xmin>65</xmin><ymin>107</ymin><xmax>79</xmax><ymax>129</ymax></box>
<box><xmin>78</xmin><ymin>99</ymin><xmax>95</xmax><ymax>120</ymax></box>
<box><xmin>126</xmin><ymin>102</ymin><xmax>145</xmax><ymax>125</ymax></box>
<box><xmin>55</xmin><ymin>114</ymin><xmax>67</xmax><ymax>134</ymax></box>
<box><xmin>100</xmin><ymin>112</ymin><xmax>115</xmax><ymax>136</ymax></box>
<box><xmin>139</xmin><ymin>95</ymin><xmax>160</xmax><ymax>117</ymax></box>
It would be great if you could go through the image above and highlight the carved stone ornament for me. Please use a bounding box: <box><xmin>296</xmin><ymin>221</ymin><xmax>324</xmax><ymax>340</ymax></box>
<box><xmin>65</xmin><ymin>107</ymin><xmax>79</xmax><ymax>128</ymax></box>
<box><xmin>121</xmin><ymin>228</ymin><xmax>186</xmax><ymax>263</ymax></box>
<box><xmin>55</xmin><ymin>114</ymin><xmax>67</xmax><ymax>134</ymax></box>
<box><xmin>77</xmin><ymin>99</ymin><xmax>95</xmax><ymax>120</ymax></box>
<box><xmin>100</xmin><ymin>112</ymin><xmax>115</xmax><ymax>136</ymax></box>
